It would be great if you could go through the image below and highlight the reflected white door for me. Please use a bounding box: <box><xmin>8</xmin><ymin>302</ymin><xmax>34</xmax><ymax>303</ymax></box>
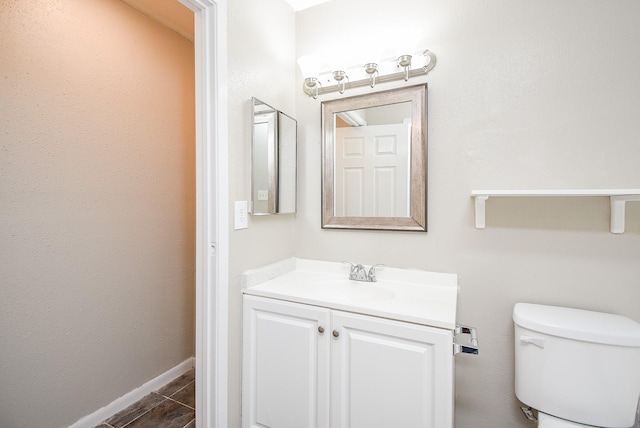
<box><xmin>335</xmin><ymin>123</ymin><xmax>410</xmax><ymax>217</ymax></box>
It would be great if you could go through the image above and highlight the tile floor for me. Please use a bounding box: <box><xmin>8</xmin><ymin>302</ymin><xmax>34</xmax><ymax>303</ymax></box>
<box><xmin>95</xmin><ymin>368</ymin><xmax>195</xmax><ymax>428</ymax></box>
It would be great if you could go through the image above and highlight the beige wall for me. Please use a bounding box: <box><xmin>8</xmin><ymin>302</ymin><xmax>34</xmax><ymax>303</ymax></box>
<box><xmin>295</xmin><ymin>0</ymin><xmax>640</xmax><ymax>427</ymax></box>
<box><xmin>227</xmin><ymin>0</ymin><xmax>297</xmax><ymax>425</ymax></box>
<box><xmin>0</xmin><ymin>1</ymin><xmax>195</xmax><ymax>427</ymax></box>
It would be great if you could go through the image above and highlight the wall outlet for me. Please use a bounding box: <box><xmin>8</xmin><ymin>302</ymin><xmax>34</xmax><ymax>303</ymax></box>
<box><xmin>234</xmin><ymin>201</ymin><xmax>248</xmax><ymax>230</ymax></box>
<box><xmin>257</xmin><ymin>190</ymin><xmax>268</xmax><ymax>201</ymax></box>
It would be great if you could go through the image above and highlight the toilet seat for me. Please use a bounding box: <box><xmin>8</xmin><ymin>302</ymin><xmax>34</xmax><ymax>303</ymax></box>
<box><xmin>538</xmin><ymin>412</ymin><xmax>592</xmax><ymax>428</ymax></box>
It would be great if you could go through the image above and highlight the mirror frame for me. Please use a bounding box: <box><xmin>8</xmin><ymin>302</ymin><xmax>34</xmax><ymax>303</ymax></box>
<box><xmin>321</xmin><ymin>84</ymin><xmax>427</xmax><ymax>231</ymax></box>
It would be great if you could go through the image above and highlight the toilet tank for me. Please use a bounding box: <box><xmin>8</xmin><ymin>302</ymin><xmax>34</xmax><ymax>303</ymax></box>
<box><xmin>513</xmin><ymin>303</ymin><xmax>640</xmax><ymax>428</ymax></box>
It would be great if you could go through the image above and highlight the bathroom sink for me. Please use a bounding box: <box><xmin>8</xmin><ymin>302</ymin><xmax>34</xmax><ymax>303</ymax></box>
<box><xmin>242</xmin><ymin>258</ymin><xmax>459</xmax><ymax>329</ymax></box>
<box><xmin>307</xmin><ymin>279</ymin><xmax>395</xmax><ymax>302</ymax></box>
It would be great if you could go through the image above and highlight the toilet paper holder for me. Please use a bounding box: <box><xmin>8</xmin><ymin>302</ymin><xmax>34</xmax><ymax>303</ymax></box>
<box><xmin>454</xmin><ymin>324</ymin><xmax>479</xmax><ymax>355</ymax></box>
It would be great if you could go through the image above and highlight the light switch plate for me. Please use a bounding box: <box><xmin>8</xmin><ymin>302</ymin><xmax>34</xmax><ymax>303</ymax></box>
<box><xmin>234</xmin><ymin>201</ymin><xmax>248</xmax><ymax>230</ymax></box>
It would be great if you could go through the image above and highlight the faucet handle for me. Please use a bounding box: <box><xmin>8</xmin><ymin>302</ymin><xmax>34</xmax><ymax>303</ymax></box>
<box><xmin>367</xmin><ymin>264</ymin><xmax>384</xmax><ymax>282</ymax></box>
<box><xmin>342</xmin><ymin>261</ymin><xmax>360</xmax><ymax>280</ymax></box>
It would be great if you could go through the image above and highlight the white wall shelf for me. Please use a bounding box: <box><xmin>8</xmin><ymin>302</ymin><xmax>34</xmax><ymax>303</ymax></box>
<box><xmin>470</xmin><ymin>189</ymin><xmax>640</xmax><ymax>233</ymax></box>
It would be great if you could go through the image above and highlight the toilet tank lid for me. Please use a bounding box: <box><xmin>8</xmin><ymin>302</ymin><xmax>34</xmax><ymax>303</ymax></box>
<box><xmin>513</xmin><ymin>303</ymin><xmax>640</xmax><ymax>347</ymax></box>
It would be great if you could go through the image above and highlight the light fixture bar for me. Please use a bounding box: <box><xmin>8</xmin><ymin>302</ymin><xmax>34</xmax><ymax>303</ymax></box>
<box><xmin>302</xmin><ymin>50</ymin><xmax>436</xmax><ymax>98</ymax></box>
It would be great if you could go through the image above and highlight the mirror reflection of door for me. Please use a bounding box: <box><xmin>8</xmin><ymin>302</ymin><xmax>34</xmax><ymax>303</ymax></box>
<box><xmin>334</xmin><ymin>103</ymin><xmax>411</xmax><ymax>217</ymax></box>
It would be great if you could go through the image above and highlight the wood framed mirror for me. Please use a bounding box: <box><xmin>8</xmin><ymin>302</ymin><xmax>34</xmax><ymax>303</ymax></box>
<box><xmin>321</xmin><ymin>84</ymin><xmax>427</xmax><ymax>231</ymax></box>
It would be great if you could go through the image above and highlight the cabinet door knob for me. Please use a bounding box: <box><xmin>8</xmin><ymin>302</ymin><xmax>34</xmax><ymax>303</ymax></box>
<box><xmin>332</xmin><ymin>330</ymin><xmax>340</xmax><ymax>338</ymax></box>
<box><xmin>318</xmin><ymin>326</ymin><xmax>325</xmax><ymax>334</ymax></box>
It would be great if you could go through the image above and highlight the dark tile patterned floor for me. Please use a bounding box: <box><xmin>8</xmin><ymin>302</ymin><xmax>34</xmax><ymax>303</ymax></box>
<box><xmin>96</xmin><ymin>368</ymin><xmax>195</xmax><ymax>428</ymax></box>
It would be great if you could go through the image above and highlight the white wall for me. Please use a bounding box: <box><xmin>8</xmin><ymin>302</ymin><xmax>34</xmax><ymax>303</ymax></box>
<box><xmin>0</xmin><ymin>1</ymin><xmax>195</xmax><ymax>426</ymax></box>
<box><xmin>295</xmin><ymin>0</ymin><xmax>640</xmax><ymax>426</ymax></box>
<box><xmin>227</xmin><ymin>0</ymin><xmax>297</xmax><ymax>425</ymax></box>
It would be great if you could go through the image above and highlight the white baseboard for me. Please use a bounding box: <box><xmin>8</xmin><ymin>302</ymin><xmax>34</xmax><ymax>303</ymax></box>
<box><xmin>68</xmin><ymin>357</ymin><xmax>195</xmax><ymax>428</ymax></box>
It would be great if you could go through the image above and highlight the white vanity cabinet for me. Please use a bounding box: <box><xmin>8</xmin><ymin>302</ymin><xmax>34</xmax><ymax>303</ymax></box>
<box><xmin>242</xmin><ymin>296</ymin><xmax>330</xmax><ymax>428</ymax></box>
<box><xmin>242</xmin><ymin>295</ymin><xmax>454</xmax><ymax>428</ymax></box>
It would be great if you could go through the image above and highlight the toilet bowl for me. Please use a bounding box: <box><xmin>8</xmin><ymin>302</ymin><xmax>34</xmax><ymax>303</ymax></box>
<box><xmin>513</xmin><ymin>303</ymin><xmax>640</xmax><ymax>428</ymax></box>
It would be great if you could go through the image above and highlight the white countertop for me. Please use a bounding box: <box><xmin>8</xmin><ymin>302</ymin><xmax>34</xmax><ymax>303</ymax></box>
<box><xmin>242</xmin><ymin>258</ymin><xmax>459</xmax><ymax>330</ymax></box>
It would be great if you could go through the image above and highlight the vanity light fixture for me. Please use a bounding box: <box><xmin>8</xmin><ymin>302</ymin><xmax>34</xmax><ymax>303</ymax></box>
<box><xmin>337</xmin><ymin>110</ymin><xmax>367</xmax><ymax>127</ymax></box>
<box><xmin>364</xmin><ymin>62</ymin><xmax>378</xmax><ymax>88</ymax></box>
<box><xmin>332</xmin><ymin>70</ymin><xmax>348</xmax><ymax>94</ymax></box>
<box><xmin>397</xmin><ymin>54</ymin><xmax>412</xmax><ymax>81</ymax></box>
<box><xmin>303</xmin><ymin>77</ymin><xmax>321</xmax><ymax>99</ymax></box>
<box><xmin>301</xmin><ymin>49</ymin><xmax>436</xmax><ymax>98</ymax></box>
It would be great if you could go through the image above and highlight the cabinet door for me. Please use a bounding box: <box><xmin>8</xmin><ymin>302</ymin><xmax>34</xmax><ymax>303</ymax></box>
<box><xmin>243</xmin><ymin>296</ymin><xmax>331</xmax><ymax>428</ymax></box>
<box><xmin>330</xmin><ymin>311</ymin><xmax>454</xmax><ymax>428</ymax></box>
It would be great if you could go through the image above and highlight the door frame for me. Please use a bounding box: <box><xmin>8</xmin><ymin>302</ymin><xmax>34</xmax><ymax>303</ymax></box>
<box><xmin>178</xmin><ymin>1</ymin><xmax>228</xmax><ymax>427</ymax></box>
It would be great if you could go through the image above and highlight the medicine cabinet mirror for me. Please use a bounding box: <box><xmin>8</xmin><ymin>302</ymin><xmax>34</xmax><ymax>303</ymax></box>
<box><xmin>321</xmin><ymin>84</ymin><xmax>427</xmax><ymax>231</ymax></box>
<box><xmin>252</xmin><ymin>98</ymin><xmax>297</xmax><ymax>215</ymax></box>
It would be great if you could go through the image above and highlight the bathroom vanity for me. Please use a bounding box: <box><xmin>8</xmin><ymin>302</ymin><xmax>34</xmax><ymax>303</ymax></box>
<box><xmin>242</xmin><ymin>258</ymin><xmax>468</xmax><ymax>428</ymax></box>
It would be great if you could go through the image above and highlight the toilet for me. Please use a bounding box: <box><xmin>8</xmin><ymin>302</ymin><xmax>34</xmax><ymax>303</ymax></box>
<box><xmin>513</xmin><ymin>303</ymin><xmax>640</xmax><ymax>428</ymax></box>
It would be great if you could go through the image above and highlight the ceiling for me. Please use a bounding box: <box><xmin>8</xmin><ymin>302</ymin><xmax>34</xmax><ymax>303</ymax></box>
<box><xmin>284</xmin><ymin>0</ymin><xmax>333</xmax><ymax>11</ymax></box>
<box><xmin>120</xmin><ymin>0</ymin><xmax>194</xmax><ymax>41</ymax></box>
<box><xmin>120</xmin><ymin>0</ymin><xmax>335</xmax><ymax>42</ymax></box>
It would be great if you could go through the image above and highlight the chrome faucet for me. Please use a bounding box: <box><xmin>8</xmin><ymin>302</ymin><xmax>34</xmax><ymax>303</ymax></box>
<box><xmin>342</xmin><ymin>262</ymin><xmax>383</xmax><ymax>282</ymax></box>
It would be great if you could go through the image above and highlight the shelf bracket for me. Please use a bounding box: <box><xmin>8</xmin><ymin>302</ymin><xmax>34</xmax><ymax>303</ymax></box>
<box><xmin>610</xmin><ymin>195</ymin><xmax>640</xmax><ymax>234</ymax></box>
<box><xmin>474</xmin><ymin>195</ymin><xmax>489</xmax><ymax>229</ymax></box>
